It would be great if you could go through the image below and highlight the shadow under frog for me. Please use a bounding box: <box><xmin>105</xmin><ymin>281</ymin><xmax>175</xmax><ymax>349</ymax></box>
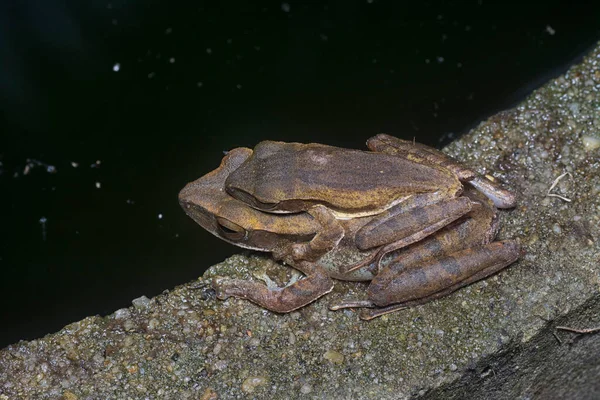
<box><xmin>179</xmin><ymin>135</ymin><xmax>521</xmax><ymax>319</ymax></box>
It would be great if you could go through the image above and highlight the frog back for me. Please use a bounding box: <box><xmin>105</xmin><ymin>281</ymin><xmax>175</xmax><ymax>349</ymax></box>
<box><xmin>225</xmin><ymin>140</ymin><xmax>460</xmax><ymax>215</ymax></box>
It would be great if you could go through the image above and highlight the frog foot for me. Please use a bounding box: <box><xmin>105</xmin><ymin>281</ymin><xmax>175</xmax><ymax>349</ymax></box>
<box><xmin>210</xmin><ymin>262</ymin><xmax>334</xmax><ymax>313</ymax></box>
<box><xmin>211</xmin><ymin>277</ymin><xmax>235</xmax><ymax>300</ymax></box>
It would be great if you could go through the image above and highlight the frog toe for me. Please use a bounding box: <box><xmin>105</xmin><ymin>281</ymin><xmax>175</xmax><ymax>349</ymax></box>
<box><xmin>211</xmin><ymin>277</ymin><xmax>237</xmax><ymax>300</ymax></box>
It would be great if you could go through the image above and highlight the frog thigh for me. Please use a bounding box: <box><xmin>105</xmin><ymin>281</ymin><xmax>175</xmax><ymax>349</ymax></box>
<box><xmin>366</xmin><ymin>134</ymin><xmax>516</xmax><ymax>208</ymax></box>
<box><xmin>355</xmin><ymin>194</ymin><xmax>475</xmax><ymax>250</ymax></box>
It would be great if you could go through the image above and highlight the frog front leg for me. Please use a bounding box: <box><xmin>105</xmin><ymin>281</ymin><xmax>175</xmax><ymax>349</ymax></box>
<box><xmin>291</xmin><ymin>205</ymin><xmax>344</xmax><ymax>262</ymax></box>
<box><xmin>366</xmin><ymin>134</ymin><xmax>516</xmax><ymax>208</ymax></box>
<box><xmin>213</xmin><ymin>260</ymin><xmax>333</xmax><ymax>313</ymax></box>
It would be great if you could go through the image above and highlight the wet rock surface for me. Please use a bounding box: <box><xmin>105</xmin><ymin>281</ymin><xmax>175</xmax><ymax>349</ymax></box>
<box><xmin>2</xmin><ymin>43</ymin><xmax>600</xmax><ymax>400</ymax></box>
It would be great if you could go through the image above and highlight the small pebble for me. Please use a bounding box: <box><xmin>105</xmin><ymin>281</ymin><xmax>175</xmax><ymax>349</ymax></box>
<box><xmin>582</xmin><ymin>135</ymin><xmax>600</xmax><ymax>150</ymax></box>
<box><xmin>114</xmin><ymin>309</ymin><xmax>131</xmax><ymax>319</ymax></box>
<box><xmin>123</xmin><ymin>319</ymin><xmax>136</xmax><ymax>332</ymax></box>
<box><xmin>132</xmin><ymin>295</ymin><xmax>151</xmax><ymax>309</ymax></box>
<box><xmin>323</xmin><ymin>350</ymin><xmax>344</xmax><ymax>364</ymax></box>
<box><xmin>148</xmin><ymin>318</ymin><xmax>160</xmax><ymax>330</ymax></box>
<box><xmin>300</xmin><ymin>383</ymin><xmax>313</xmax><ymax>394</ymax></box>
<box><xmin>241</xmin><ymin>376</ymin><xmax>267</xmax><ymax>393</ymax></box>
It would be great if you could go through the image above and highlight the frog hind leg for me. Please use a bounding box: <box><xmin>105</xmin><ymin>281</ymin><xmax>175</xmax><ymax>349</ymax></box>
<box><xmin>332</xmin><ymin>191</ymin><xmax>517</xmax><ymax>318</ymax></box>
<box><xmin>213</xmin><ymin>260</ymin><xmax>333</xmax><ymax>313</ymax></box>
<box><xmin>355</xmin><ymin>193</ymin><xmax>475</xmax><ymax>252</ymax></box>
<box><xmin>358</xmin><ymin>240</ymin><xmax>521</xmax><ymax>320</ymax></box>
<box><xmin>346</xmin><ymin>193</ymin><xmax>477</xmax><ymax>274</ymax></box>
<box><xmin>367</xmin><ymin>134</ymin><xmax>474</xmax><ymax>180</ymax></box>
<box><xmin>366</xmin><ymin>134</ymin><xmax>516</xmax><ymax>208</ymax></box>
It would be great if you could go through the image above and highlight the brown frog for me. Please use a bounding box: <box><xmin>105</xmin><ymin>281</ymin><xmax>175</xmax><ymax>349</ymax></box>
<box><xmin>179</xmin><ymin>135</ymin><xmax>520</xmax><ymax>319</ymax></box>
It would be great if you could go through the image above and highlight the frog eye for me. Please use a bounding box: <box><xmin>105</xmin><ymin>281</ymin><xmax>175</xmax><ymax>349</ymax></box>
<box><xmin>215</xmin><ymin>217</ymin><xmax>247</xmax><ymax>241</ymax></box>
<box><xmin>227</xmin><ymin>189</ymin><xmax>279</xmax><ymax>211</ymax></box>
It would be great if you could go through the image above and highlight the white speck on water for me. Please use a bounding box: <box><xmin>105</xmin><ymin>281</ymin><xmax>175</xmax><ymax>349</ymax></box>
<box><xmin>425</xmin><ymin>58</ymin><xmax>430</xmax><ymax>64</ymax></box>
<box><xmin>158</xmin><ymin>213</ymin><xmax>163</xmax><ymax>220</ymax></box>
<box><xmin>546</xmin><ymin>25</ymin><xmax>556</xmax><ymax>35</ymax></box>
<box><xmin>95</xmin><ymin>182</ymin><xmax>101</xmax><ymax>189</ymax></box>
<box><xmin>39</xmin><ymin>217</ymin><xmax>47</xmax><ymax>241</ymax></box>
<box><xmin>236</xmin><ymin>84</ymin><xmax>242</xmax><ymax>89</ymax></box>
<box><xmin>197</xmin><ymin>82</ymin><xmax>203</xmax><ymax>88</ymax></box>
<box><xmin>71</xmin><ymin>162</ymin><xmax>79</xmax><ymax>168</ymax></box>
<box><xmin>367</xmin><ymin>0</ymin><xmax>374</xmax><ymax>3</ymax></box>
<box><xmin>437</xmin><ymin>56</ymin><xmax>445</xmax><ymax>63</ymax></box>
<box><xmin>206</xmin><ymin>48</ymin><xmax>212</xmax><ymax>54</ymax></box>
<box><xmin>165</xmin><ymin>27</ymin><xmax>172</xmax><ymax>34</ymax></box>
<box><xmin>281</xmin><ymin>3</ymin><xmax>290</xmax><ymax>12</ymax></box>
<box><xmin>20</xmin><ymin>161</ymin><xmax>41</xmax><ymax>175</ymax></box>
<box><xmin>148</xmin><ymin>72</ymin><xmax>156</xmax><ymax>79</ymax></box>
<box><xmin>112</xmin><ymin>63</ymin><xmax>120</xmax><ymax>72</ymax></box>
<box><xmin>169</xmin><ymin>57</ymin><xmax>175</xmax><ymax>63</ymax></box>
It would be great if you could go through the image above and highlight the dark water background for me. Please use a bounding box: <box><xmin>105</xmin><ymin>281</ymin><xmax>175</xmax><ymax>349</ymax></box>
<box><xmin>1</xmin><ymin>0</ymin><xmax>599</xmax><ymax>347</ymax></box>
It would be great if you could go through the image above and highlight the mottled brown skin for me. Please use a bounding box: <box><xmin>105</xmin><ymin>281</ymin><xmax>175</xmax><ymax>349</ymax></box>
<box><xmin>225</xmin><ymin>139</ymin><xmax>463</xmax><ymax>215</ymax></box>
<box><xmin>329</xmin><ymin>187</ymin><xmax>520</xmax><ymax>319</ymax></box>
<box><xmin>223</xmin><ymin>135</ymin><xmax>515</xmax><ymax>262</ymax></box>
<box><xmin>179</xmin><ymin>135</ymin><xmax>520</xmax><ymax>318</ymax></box>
